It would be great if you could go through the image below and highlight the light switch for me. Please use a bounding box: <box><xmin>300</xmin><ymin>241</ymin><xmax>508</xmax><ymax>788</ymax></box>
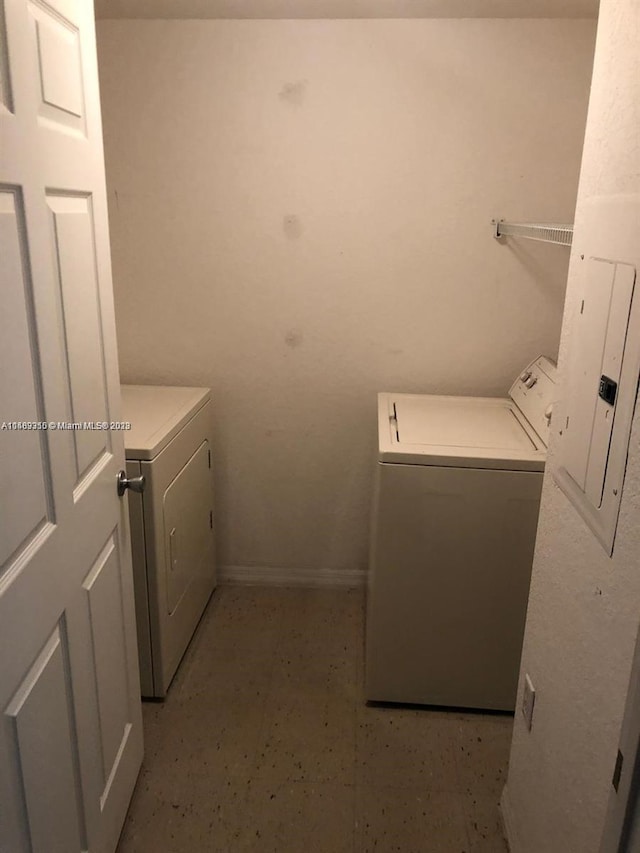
<box><xmin>553</xmin><ymin>195</ymin><xmax>640</xmax><ymax>555</ymax></box>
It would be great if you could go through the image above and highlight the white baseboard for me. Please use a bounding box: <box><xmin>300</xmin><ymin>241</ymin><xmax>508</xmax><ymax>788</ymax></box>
<box><xmin>500</xmin><ymin>785</ymin><xmax>519</xmax><ymax>853</ymax></box>
<box><xmin>218</xmin><ymin>564</ymin><xmax>366</xmax><ymax>589</ymax></box>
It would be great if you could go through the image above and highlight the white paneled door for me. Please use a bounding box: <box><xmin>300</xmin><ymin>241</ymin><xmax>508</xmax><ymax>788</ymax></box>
<box><xmin>0</xmin><ymin>2</ymin><xmax>142</xmax><ymax>852</ymax></box>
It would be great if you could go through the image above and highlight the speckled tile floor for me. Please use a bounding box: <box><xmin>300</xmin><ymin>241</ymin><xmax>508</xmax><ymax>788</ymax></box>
<box><xmin>117</xmin><ymin>586</ymin><xmax>511</xmax><ymax>853</ymax></box>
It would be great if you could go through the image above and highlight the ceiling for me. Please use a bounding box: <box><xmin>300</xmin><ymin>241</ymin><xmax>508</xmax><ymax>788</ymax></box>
<box><xmin>94</xmin><ymin>0</ymin><xmax>599</xmax><ymax>20</ymax></box>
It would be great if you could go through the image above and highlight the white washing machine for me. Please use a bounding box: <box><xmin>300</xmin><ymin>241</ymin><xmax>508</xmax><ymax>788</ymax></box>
<box><xmin>121</xmin><ymin>385</ymin><xmax>217</xmax><ymax>698</ymax></box>
<box><xmin>366</xmin><ymin>357</ymin><xmax>557</xmax><ymax>711</ymax></box>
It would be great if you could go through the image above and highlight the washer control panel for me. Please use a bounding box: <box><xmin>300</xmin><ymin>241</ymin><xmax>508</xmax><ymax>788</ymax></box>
<box><xmin>509</xmin><ymin>356</ymin><xmax>558</xmax><ymax>446</ymax></box>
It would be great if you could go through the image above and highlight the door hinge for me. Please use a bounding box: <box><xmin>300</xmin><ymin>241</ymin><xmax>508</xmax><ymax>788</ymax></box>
<box><xmin>209</xmin><ymin>509</ymin><xmax>213</xmax><ymax>529</ymax></box>
<box><xmin>613</xmin><ymin>749</ymin><xmax>624</xmax><ymax>792</ymax></box>
<box><xmin>208</xmin><ymin>448</ymin><xmax>211</xmax><ymax>468</ymax></box>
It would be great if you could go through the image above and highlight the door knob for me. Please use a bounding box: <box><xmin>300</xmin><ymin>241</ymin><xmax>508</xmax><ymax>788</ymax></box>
<box><xmin>117</xmin><ymin>470</ymin><xmax>146</xmax><ymax>497</ymax></box>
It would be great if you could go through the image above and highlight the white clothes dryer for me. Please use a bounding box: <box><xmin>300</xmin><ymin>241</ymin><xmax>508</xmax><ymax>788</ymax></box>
<box><xmin>366</xmin><ymin>357</ymin><xmax>557</xmax><ymax>711</ymax></box>
<box><xmin>121</xmin><ymin>385</ymin><xmax>216</xmax><ymax>698</ymax></box>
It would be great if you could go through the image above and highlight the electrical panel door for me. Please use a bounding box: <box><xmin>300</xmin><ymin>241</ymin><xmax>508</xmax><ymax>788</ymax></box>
<box><xmin>553</xmin><ymin>195</ymin><xmax>640</xmax><ymax>554</ymax></box>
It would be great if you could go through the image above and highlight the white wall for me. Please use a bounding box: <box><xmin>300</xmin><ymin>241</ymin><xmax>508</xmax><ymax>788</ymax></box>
<box><xmin>97</xmin><ymin>18</ymin><xmax>595</xmax><ymax>581</ymax></box>
<box><xmin>502</xmin><ymin>1</ymin><xmax>640</xmax><ymax>850</ymax></box>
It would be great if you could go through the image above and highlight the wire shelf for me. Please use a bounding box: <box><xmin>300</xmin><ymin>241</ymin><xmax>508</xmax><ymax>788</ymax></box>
<box><xmin>492</xmin><ymin>219</ymin><xmax>573</xmax><ymax>247</ymax></box>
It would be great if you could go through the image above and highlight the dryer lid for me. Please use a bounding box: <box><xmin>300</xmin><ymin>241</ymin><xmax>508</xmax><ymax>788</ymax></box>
<box><xmin>121</xmin><ymin>385</ymin><xmax>210</xmax><ymax>460</ymax></box>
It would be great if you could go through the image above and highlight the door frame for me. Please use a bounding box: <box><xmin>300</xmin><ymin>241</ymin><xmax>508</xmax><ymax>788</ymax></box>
<box><xmin>601</xmin><ymin>622</ymin><xmax>640</xmax><ymax>852</ymax></box>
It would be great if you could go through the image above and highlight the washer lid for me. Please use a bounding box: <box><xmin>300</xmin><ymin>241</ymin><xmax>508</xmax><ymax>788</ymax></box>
<box><xmin>379</xmin><ymin>393</ymin><xmax>546</xmax><ymax>471</ymax></box>
<box><xmin>121</xmin><ymin>385</ymin><xmax>210</xmax><ymax>460</ymax></box>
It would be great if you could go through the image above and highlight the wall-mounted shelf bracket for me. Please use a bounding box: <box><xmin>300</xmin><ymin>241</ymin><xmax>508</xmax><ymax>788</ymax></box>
<box><xmin>492</xmin><ymin>219</ymin><xmax>573</xmax><ymax>247</ymax></box>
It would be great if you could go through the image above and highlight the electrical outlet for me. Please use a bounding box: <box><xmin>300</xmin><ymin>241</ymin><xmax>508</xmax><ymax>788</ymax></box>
<box><xmin>522</xmin><ymin>674</ymin><xmax>535</xmax><ymax>730</ymax></box>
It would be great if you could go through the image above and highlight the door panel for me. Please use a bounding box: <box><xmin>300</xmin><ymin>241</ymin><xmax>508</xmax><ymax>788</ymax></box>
<box><xmin>47</xmin><ymin>192</ymin><xmax>111</xmax><ymax>480</ymax></box>
<box><xmin>5</xmin><ymin>624</ymin><xmax>86</xmax><ymax>853</ymax></box>
<box><xmin>32</xmin><ymin>6</ymin><xmax>84</xmax><ymax>123</ymax></box>
<box><xmin>83</xmin><ymin>536</ymin><xmax>132</xmax><ymax>796</ymax></box>
<box><xmin>0</xmin><ymin>1</ymin><xmax>142</xmax><ymax>851</ymax></box>
<box><xmin>0</xmin><ymin>3</ymin><xmax>12</xmax><ymax>112</ymax></box>
<box><xmin>0</xmin><ymin>187</ymin><xmax>53</xmax><ymax>571</ymax></box>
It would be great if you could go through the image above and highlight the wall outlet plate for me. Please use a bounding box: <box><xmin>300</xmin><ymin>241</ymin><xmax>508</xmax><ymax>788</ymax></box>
<box><xmin>523</xmin><ymin>674</ymin><xmax>536</xmax><ymax>731</ymax></box>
